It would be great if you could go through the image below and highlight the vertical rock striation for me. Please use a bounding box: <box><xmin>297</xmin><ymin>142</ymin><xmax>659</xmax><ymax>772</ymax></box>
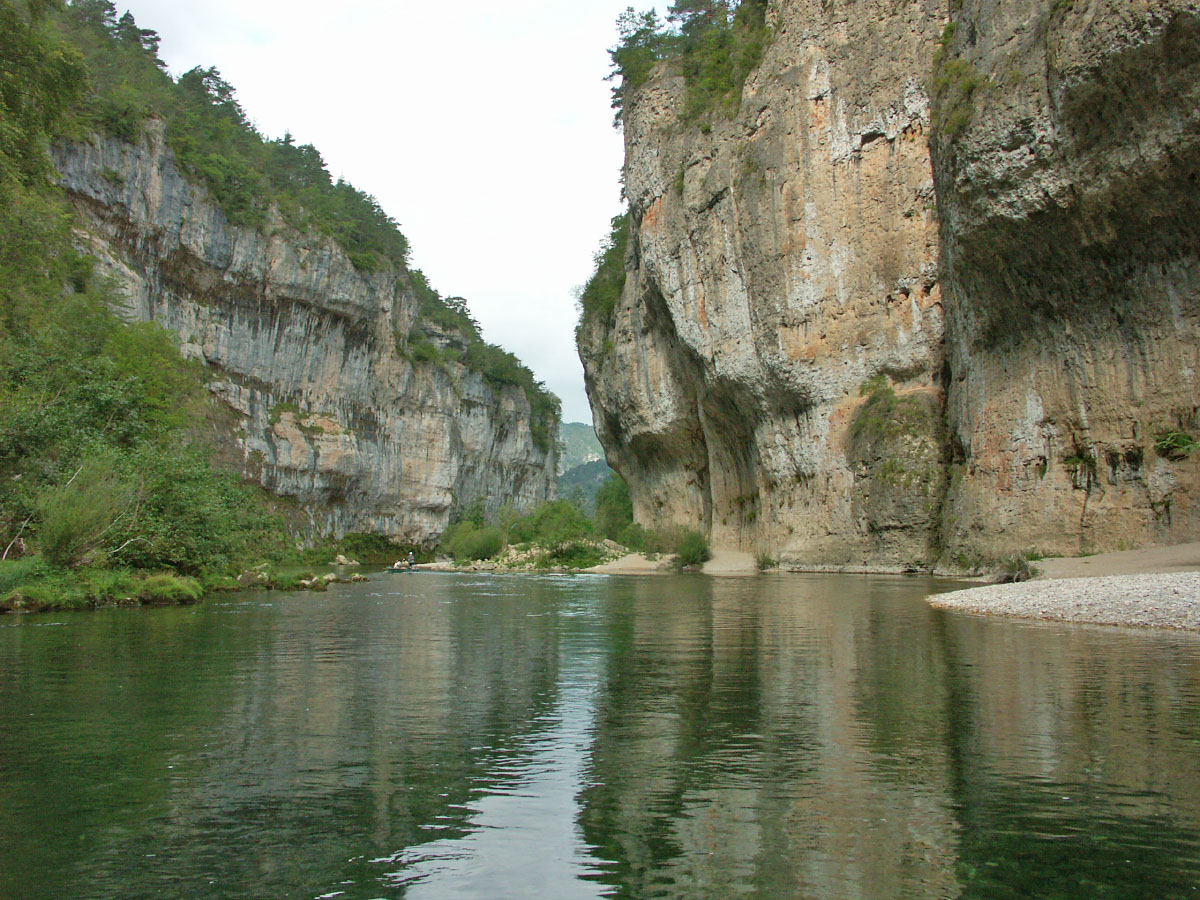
<box><xmin>55</xmin><ymin>123</ymin><xmax>556</xmax><ymax>545</ymax></box>
<box><xmin>933</xmin><ymin>0</ymin><xmax>1200</xmax><ymax>558</ymax></box>
<box><xmin>580</xmin><ymin>0</ymin><xmax>949</xmax><ymax>567</ymax></box>
<box><xmin>581</xmin><ymin>0</ymin><xmax>1200</xmax><ymax>566</ymax></box>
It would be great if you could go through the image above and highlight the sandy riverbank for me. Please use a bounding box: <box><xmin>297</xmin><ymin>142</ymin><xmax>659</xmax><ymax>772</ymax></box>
<box><xmin>583</xmin><ymin>550</ymin><xmax>759</xmax><ymax>576</ymax></box>
<box><xmin>930</xmin><ymin>542</ymin><xmax>1200</xmax><ymax>631</ymax></box>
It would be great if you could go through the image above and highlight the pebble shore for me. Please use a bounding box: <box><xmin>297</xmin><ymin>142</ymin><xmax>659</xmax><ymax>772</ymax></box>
<box><xmin>930</xmin><ymin>572</ymin><xmax>1200</xmax><ymax>630</ymax></box>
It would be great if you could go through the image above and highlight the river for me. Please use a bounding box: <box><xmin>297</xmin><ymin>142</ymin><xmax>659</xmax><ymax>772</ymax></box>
<box><xmin>2</xmin><ymin>572</ymin><xmax>1199</xmax><ymax>899</ymax></box>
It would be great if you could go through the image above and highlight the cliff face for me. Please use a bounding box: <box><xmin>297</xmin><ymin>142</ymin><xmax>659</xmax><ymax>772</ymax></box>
<box><xmin>580</xmin><ymin>0</ymin><xmax>949</xmax><ymax>567</ymax></box>
<box><xmin>934</xmin><ymin>0</ymin><xmax>1200</xmax><ymax>558</ymax></box>
<box><xmin>55</xmin><ymin>123</ymin><xmax>556</xmax><ymax>545</ymax></box>
<box><xmin>581</xmin><ymin>0</ymin><xmax>1200</xmax><ymax>565</ymax></box>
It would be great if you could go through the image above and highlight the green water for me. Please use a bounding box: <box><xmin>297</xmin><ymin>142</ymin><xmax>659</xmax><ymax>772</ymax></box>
<box><xmin>2</xmin><ymin>572</ymin><xmax>1199</xmax><ymax>899</ymax></box>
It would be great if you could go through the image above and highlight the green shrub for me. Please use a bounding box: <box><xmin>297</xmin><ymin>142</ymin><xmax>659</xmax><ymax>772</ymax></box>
<box><xmin>268</xmin><ymin>402</ymin><xmax>300</xmax><ymax>426</ymax></box>
<box><xmin>930</xmin><ymin>24</ymin><xmax>986</xmax><ymax>141</ymax></box>
<box><xmin>673</xmin><ymin>530</ymin><xmax>711</xmax><ymax>569</ymax></box>
<box><xmin>548</xmin><ymin>541</ymin><xmax>606</xmax><ymax>569</ymax></box>
<box><xmin>441</xmin><ymin>522</ymin><xmax>505</xmax><ymax>562</ymax></box>
<box><xmin>35</xmin><ymin>456</ymin><xmax>136</xmax><ymax>569</ymax></box>
<box><xmin>461</xmin><ymin>526</ymin><xmax>505</xmax><ymax>562</ymax></box>
<box><xmin>0</xmin><ymin>0</ymin><xmax>89</xmax><ymax>188</ymax></box>
<box><xmin>594</xmin><ymin>474</ymin><xmax>634</xmax><ymax>540</ymax></box>
<box><xmin>405</xmin><ymin>335</ymin><xmax>444</xmax><ymax>364</ymax></box>
<box><xmin>620</xmin><ymin>524</ymin><xmax>682</xmax><ymax>556</ymax></box>
<box><xmin>336</xmin><ymin>532</ymin><xmax>402</xmax><ymax>565</ymax></box>
<box><xmin>266</xmin><ymin>570</ymin><xmax>303</xmax><ymax>590</ymax></box>
<box><xmin>577</xmin><ymin>213</ymin><xmax>629</xmax><ymax>330</ymax></box>
<box><xmin>1155</xmin><ymin>430</ymin><xmax>1198</xmax><ymax>460</ymax></box>
<box><xmin>103</xmin><ymin>444</ymin><xmax>291</xmax><ymax>574</ymax></box>
<box><xmin>0</xmin><ymin>566</ymin><xmax>114</xmax><ymax>611</ymax></box>
<box><xmin>608</xmin><ymin>1</ymin><xmax>771</xmax><ymax>123</ymax></box>
<box><xmin>137</xmin><ymin>573</ymin><xmax>203</xmax><ymax>603</ymax></box>
<box><xmin>755</xmin><ymin>551</ymin><xmax>777</xmax><ymax>570</ymax></box>
<box><xmin>82</xmin><ymin>567</ymin><xmax>140</xmax><ymax>600</ymax></box>
<box><xmin>996</xmin><ymin>553</ymin><xmax>1038</xmax><ymax>584</ymax></box>
<box><xmin>617</xmin><ymin>522</ymin><xmax>650</xmax><ymax>551</ymax></box>
<box><xmin>0</xmin><ymin>557</ymin><xmax>50</xmax><ymax>595</ymax></box>
<box><xmin>849</xmin><ymin>379</ymin><xmax>936</xmax><ymax>452</ymax></box>
<box><xmin>3</xmin><ymin>579</ymin><xmax>88</xmax><ymax>612</ymax></box>
<box><xmin>200</xmin><ymin>573</ymin><xmax>242</xmax><ymax>592</ymax></box>
<box><xmin>0</xmin><ymin>564</ymin><xmax>204</xmax><ymax>610</ymax></box>
<box><xmin>507</xmin><ymin>500</ymin><xmax>593</xmax><ymax>547</ymax></box>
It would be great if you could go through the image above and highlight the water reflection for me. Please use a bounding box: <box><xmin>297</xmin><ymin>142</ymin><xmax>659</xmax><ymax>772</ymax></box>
<box><xmin>1</xmin><ymin>573</ymin><xmax>1198</xmax><ymax>899</ymax></box>
<box><xmin>580</xmin><ymin>576</ymin><xmax>966</xmax><ymax>899</ymax></box>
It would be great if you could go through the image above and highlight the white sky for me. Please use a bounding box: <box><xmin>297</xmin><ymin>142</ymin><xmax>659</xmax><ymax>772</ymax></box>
<box><xmin>117</xmin><ymin>0</ymin><xmax>635</xmax><ymax>425</ymax></box>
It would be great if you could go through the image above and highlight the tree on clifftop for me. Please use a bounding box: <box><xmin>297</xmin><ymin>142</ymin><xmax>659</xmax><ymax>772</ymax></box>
<box><xmin>607</xmin><ymin>0</ymin><xmax>770</xmax><ymax>123</ymax></box>
<box><xmin>668</xmin><ymin>0</ymin><xmax>732</xmax><ymax>37</ymax></box>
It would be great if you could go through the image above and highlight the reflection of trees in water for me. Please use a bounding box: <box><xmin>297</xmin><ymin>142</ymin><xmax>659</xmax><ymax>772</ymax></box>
<box><xmin>196</xmin><ymin>578</ymin><xmax>572</xmax><ymax>895</ymax></box>
<box><xmin>0</xmin><ymin>578</ymin><xmax>573</xmax><ymax>900</ymax></box>
<box><xmin>0</xmin><ymin>604</ymin><xmax>271</xmax><ymax>899</ymax></box>
<box><xmin>4</xmin><ymin>576</ymin><xmax>1200</xmax><ymax>900</ymax></box>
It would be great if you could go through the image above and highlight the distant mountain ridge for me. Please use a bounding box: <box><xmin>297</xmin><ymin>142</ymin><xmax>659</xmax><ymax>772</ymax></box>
<box><xmin>558</xmin><ymin>422</ymin><xmax>605</xmax><ymax>474</ymax></box>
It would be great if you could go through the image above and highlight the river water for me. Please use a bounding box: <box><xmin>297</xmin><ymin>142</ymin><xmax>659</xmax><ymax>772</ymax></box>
<box><xmin>2</xmin><ymin>572</ymin><xmax>1199</xmax><ymax>899</ymax></box>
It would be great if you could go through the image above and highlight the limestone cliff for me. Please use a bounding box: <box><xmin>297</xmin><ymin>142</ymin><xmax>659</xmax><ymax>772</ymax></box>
<box><xmin>580</xmin><ymin>0</ymin><xmax>948</xmax><ymax>567</ymax></box>
<box><xmin>55</xmin><ymin>123</ymin><xmax>557</xmax><ymax>545</ymax></box>
<box><xmin>581</xmin><ymin>0</ymin><xmax>1199</xmax><ymax>566</ymax></box>
<box><xmin>933</xmin><ymin>0</ymin><xmax>1200</xmax><ymax>558</ymax></box>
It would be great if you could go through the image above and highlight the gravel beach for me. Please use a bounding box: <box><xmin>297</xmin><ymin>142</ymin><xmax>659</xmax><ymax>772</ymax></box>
<box><xmin>585</xmin><ymin>542</ymin><xmax>1200</xmax><ymax>631</ymax></box>
<box><xmin>930</xmin><ymin>570</ymin><xmax>1200</xmax><ymax>630</ymax></box>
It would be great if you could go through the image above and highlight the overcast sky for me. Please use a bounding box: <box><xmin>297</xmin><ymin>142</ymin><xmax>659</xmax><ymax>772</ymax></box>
<box><xmin>117</xmin><ymin>0</ymin><xmax>635</xmax><ymax>425</ymax></box>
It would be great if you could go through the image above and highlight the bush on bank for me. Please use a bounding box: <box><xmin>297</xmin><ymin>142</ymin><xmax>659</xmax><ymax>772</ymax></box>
<box><xmin>673</xmin><ymin>530</ymin><xmax>712</xmax><ymax>569</ymax></box>
<box><xmin>0</xmin><ymin>559</ymin><xmax>204</xmax><ymax>612</ymax></box>
<box><xmin>437</xmin><ymin>482</ymin><xmax>715</xmax><ymax>573</ymax></box>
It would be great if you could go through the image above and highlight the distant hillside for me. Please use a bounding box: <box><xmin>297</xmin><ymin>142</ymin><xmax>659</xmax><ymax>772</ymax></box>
<box><xmin>559</xmin><ymin>460</ymin><xmax>613</xmax><ymax>513</ymax></box>
<box><xmin>559</xmin><ymin>422</ymin><xmax>604</xmax><ymax>474</ymax></box>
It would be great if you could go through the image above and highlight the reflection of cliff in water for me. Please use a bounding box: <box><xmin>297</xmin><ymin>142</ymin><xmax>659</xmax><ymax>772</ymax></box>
<box><xmin>936</xmin><ymin>615</ymin><xmax>1200</xmax><ymax>899</ymax></box>
<box><xmin>3</xmin><ymin>575</ymin><xmax>1200</xmax><ymax>899</ymax></box>
<box><xmin>0</xmin><ymin>578</ymin><xmax>574</xmax><ymax>899</ymax></box>
<box><xmin>191</xmin><ymin>577</ymin><xmax>575</xmax><ymax>892</ymax></box>
<box><xmin>578</xmin><ymin>576</ymin><xmax>1200</xmax><ymax>899</ymax></box>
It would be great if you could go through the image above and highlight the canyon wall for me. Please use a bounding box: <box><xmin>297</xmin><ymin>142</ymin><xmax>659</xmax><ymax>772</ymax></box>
<box><xmin>580</xmin><ymin>0</ymin><xmax>1200</xmax><ymax>567</ymax></box>
<box><xmin>580</xmin><ymin>0</ymin><xmax>949</xmax><ymax>567</ymax></box>
<box><xmin>55</xmin><ymin>123</ymin><xmax>556</xmax><ymax>545</ymax></box>
<box><xmin>934</xmin><ymin>0</ymin><xmax>1200</xmax><ymax>558</ymax></box>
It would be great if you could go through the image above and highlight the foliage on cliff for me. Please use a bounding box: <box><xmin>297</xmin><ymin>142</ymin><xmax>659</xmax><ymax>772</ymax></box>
<box><xmin>0</xmin><ymin>0</ymin><xmax>313</xmax><ymax>609</ymax></box>
<box><xmin>53</xmin><ymin>0</ymin><xmax>409</xmax><ymax>272</ymax></box>
<box><xmin>929</xmin><ymin>22</ymin><xmax>987</xmax><ymax>141</ymax></box>
<box><xmin>405</xmin><ymin>277</ymin><xmax>561</xmax><ymax>454</ymax></box>
<box><xmin>576</xmin><ymin>212</ymin><xmax>629</xmax><ymax>333</ymax></box>
<box><xmin>0</xmin><ymin>0</ymin><xmax>88</xmax><ymax>189</ymax></box>
<box><xmin>48</xmin><ymin>1</ymin><xmax>559</xmax><ymax>457</ymax></box>
<box><xmin>608</xmin><ymin>0</ymin><xmax>770</xmax><ymax>124</ymax></box>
